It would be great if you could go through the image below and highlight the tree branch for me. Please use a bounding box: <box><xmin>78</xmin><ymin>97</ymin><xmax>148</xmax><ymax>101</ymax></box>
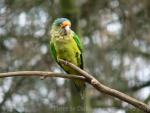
<box><xmin>58</xmin><ymin>59</ymin><xmax>150</xmax><ymax>113</ymax></box>
<box><xmin>0</xmin><ymin>71</ymin><xmax>86</xmax><ymax>80</ymax></box>
<box><xmin>0</xmin><ymin>62</ymin><xmax>150</xmax><ymax>113</ymax></box>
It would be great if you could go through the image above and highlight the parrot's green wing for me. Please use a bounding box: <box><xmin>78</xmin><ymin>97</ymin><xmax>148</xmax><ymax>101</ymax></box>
<box><xmin>73</xmin><ymin>32</ymin><xmax>84</xmax><ymax>69</ymax></box>
<box><xmin>50</xmin><ymin>42</ymin><xmax>58</xmax><ymax>62</ymax></box>
<box><xmin>50</xmin><ymin>41</ymin><xmax>65</xmax><ymax>69</ymax></box>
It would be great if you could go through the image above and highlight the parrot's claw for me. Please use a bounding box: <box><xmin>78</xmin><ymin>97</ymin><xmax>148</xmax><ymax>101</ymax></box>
<box><xmin>58</xmin><ymin>59</ymin><xmax>68</xmax><ymax>65</ymax></box>
<box><xmin>64</xmin><ymin>60</ymin><xmax>68</xmax><ymax>65</ymax></box>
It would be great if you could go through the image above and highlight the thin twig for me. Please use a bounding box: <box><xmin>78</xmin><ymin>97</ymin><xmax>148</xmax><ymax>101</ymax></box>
<box><xmin>0</xmin><ymin>71</ymin><xmax>86</xmax><ymax>80</ymax></box>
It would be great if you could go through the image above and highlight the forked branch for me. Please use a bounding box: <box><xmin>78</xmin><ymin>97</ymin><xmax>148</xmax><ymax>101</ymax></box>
<box><xmin>58</xmin><ymin>59</ymin><xmax>150</xmax><ymax>113</ymax></box>
<box><xmin>0</xmin><ymin>60</ymin><xmax>149</xmax><ymax>113</ymax></box>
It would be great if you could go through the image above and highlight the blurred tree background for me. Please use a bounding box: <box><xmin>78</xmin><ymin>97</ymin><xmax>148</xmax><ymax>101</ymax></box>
<box><xmin>0</xmin><ymin>0</ymin><xmax>150</xmax><ymax>113</ymax></box>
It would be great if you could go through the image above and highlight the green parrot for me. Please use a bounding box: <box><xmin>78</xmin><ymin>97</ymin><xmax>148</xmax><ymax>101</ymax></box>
<box><xmin>50</xmin><ymin>18</ymin><xmax>85</xmax><ymax>98</ymax></box>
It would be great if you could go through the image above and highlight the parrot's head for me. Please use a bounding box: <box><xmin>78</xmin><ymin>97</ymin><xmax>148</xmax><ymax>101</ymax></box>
<box><xmin>51</xmin><ymin>18</ymin><xmax>71</xmax><ymax>36</ymax></box>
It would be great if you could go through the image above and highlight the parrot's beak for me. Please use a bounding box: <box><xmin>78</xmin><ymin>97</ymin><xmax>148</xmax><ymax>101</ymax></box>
<box><xmin>64</xmin><ymin>25</ymin><xmax>71</xmax><ymax>35</ymax></box>
<box><xmin>61</xmin><ymin>21</ymin><xmax>71</xmax><ymax>35</ymax></box>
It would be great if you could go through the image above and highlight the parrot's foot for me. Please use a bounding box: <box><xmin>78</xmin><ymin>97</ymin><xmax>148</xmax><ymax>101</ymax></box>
<box><xmin>64</xmin><ymin>60</ymin><xmax>68</xmax><ymax>65</ymax></box>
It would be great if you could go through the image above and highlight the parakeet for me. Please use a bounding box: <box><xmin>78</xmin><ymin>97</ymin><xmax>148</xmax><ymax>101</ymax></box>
<box><xmin>50</xmin><ymin>18</ymin><xmax>85</xmax><ymax>98</ymax></box>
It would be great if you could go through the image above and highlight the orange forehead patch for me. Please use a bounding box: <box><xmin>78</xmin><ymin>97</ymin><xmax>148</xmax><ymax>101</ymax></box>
<box><xmin>61</xmin><ymin>21</ymin><xmax>71</xmax><ymax>28</ymax></box>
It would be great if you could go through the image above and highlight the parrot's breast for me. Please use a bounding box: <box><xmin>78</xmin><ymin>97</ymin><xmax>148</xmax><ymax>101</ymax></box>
<box><xmin>54</xmin><ymin>35</ymin><xmax>81</xmax><ymax>73</ymax></box>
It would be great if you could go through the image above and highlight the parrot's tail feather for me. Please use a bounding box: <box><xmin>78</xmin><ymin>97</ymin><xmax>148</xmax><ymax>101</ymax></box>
<box><xmin>80</xmin><ymin>87</ymin><xmax>85</xmax><ymax>100</ymax></box>
<box><xmin>73</xmin><ymin>80</ymin><xmax>86</xmax><ymax>100</ymax></box>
